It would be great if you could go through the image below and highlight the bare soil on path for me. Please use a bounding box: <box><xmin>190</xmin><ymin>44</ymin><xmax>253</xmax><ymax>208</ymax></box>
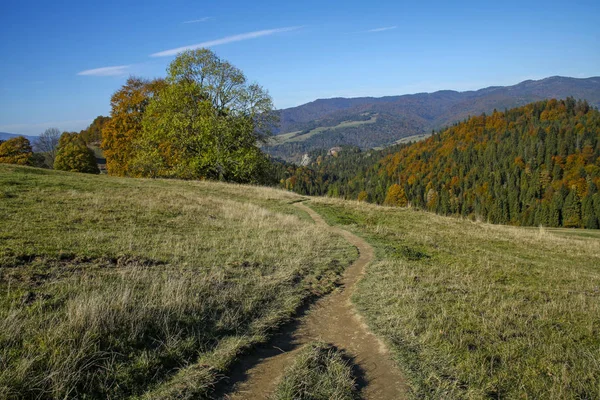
<box><xmin>217</xmin><ymin>202</ymin><xmax>407</xmax><ymax>399</ymax></box>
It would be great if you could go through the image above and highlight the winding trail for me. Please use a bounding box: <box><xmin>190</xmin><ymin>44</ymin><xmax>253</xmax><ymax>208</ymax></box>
<box><xmin>220</xmin><ymin>202</ymin><xmax>407</xmax><ymax>399</ymax></box>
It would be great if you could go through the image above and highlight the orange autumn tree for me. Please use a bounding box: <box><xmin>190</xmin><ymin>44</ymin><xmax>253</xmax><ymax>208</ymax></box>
<box><xmin>384</xmin><ymin>183</ymin><xmax>408</xmax><ymax>207</ymax></box>
<box><xmin>0</xmin><ymin>136</ymin><xmax>33</xmax><ymax>165</ymax></box>
<box><xmin>357</xmin><ymin>190</ymin><xmax>369</xmax><ymax>202</ymax></box>
<box><xmin>80</xmin><ymin>115</ymin><xmax>110</xmax><ymax>144</ymax></box>
<box><xmin>101</xmin><ymin>77</ymin><xmax>166</xmax><ymax>176</ymax></box>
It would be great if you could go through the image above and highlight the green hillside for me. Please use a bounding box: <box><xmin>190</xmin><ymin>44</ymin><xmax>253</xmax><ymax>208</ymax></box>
<box><xmin>281</xmin><ymin>98</ymin><xmax>600</xmax><ymax>229</ymax></box>
<box><xmin>311</xmin><ymin>198</ymin><xmax>600</xmax><ymax>399</ymax></box>
<box><xmin>270</xmin><ymin>114</ymin><xmax>378</xmax><ymax>146</ymax></box>
<box><xmin>1</xmin><ymin>165</ymin><xmax>599</xmax><ymax>399</ymax></box>
<box><xmin>0</xmin><ymin>165</ymin><xmax>355</xmax><ymax>398</ymax></box>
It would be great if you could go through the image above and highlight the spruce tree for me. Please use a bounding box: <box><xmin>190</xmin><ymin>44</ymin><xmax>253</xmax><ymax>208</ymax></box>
<box><xmin>562</xmin><ymin>190</ymin><xmax>582</xmax><ymax>228</ymax></box>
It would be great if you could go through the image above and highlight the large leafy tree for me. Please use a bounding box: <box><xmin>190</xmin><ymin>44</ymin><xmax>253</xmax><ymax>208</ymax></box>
<box><xmin>101</xmin><ymin>78</ymin><xmax>166</xmax><ymax>176</ymax></box>
<box><xmin>133</xmin><ymin>49</ymin><xmax>275</xmax><ymax>183</ymax></box>
<box><xmin>132</xmin><ymin>82</ymin><xmax>215</xmax><ymax>178</ymax></box>
<box><xmin>0</xmin><ymin>136</ymin><xmax>33</xmax><ymax>165</ymax></box>
<box><xmin>54</xmin><ymin>132</ymin><xmax>100</xmax><ymax>174</ymax></box>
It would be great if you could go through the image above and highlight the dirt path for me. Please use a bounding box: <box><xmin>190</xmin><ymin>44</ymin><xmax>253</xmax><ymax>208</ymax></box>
<box><xmin>220</xmin><ymin>202</ymin><xmax>407</xmax><ymax>399</ymax></box>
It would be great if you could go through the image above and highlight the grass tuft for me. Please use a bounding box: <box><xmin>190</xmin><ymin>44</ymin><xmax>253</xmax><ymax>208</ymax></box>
<box><xmin>271</xmin><ymin>342</ymin><xmax>359</xmax><ymax>400</ymax></box>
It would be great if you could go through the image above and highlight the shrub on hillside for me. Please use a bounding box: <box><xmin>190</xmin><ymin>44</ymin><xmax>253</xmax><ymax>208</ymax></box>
<box><xmin>54</xmin><ymin>132</ymin><xmax>100</xmax><ymax>174</ymax></box>
<box><xmin>0</xmin><ymin>136</ymin><xmax>33</xmax><ymax>165</ymax></box>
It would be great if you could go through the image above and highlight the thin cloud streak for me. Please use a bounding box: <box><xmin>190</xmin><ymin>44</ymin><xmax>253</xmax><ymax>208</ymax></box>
<box><xmin>366</xmin><ymin>26</ymin><xmax>397</xmax><ymax>32</ymax></box>
<box><xmin>182</xmin><ymin>17</ymin><xmax>211</xmax><ymax>24</ymax></box>
<box><xmin>151</xmin><ymin>26</ymin><xmax>302</xmax><ymax>57</ymax></box>
<box><xmin>77</xmin><ymin>65</ymin><xmax>130</xmax><ymax>76</ymax></box>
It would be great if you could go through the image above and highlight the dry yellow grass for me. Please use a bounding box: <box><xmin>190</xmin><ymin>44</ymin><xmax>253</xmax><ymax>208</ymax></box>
<box><xmin>310</xmin><ymin>197</ymin><xmax>600</xmax><ymax>399</ymax></box>
<box><xmin>0</xmin><ymin>165</ymin><xmax>356</xmax><ymax>399</ymax></box>
<box><xmin>4</xmin><ymin>163</ymin><xmax>599</xmax><ymax>398</ymax></box>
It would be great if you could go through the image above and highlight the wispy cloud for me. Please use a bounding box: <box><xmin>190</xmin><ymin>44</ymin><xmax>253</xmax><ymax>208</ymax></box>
<box><xmin>151</xmin><ymin>26</ymin><xmax>302</xmax><ymax>57</ymax></box>
<box><xmin>77</xmin><ymin>65</ymin><xmax>130</xmax><ymax>77</ymax></box>
<box><xmin>182</xmin><ymin>17</ymin><xmax>211</xmax><ymax>24</ymax></box>
<box><xmin>366</xmin><ymin>26</ymin><xmax>397</xmax><ymax>33</ymax></box>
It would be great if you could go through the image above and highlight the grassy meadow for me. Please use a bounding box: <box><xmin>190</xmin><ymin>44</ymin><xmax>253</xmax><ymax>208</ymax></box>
<box><xmin>270</xmin><ymin>115</ymin><xmax>379</xmax><ymax>145</ymax></box>
<box><xmin>0</xmin><ymin>165</ymin><xmax>356</xmax><ymax>399</ymax></box>
<box><xmin>2</xmin><ymin>163</ymin><xmax>600</xmax><ymax>399</ymax></box>
<box><xmin>310</xmin><ymin>199</ymin><xmax>600</xmax><ymax>399</ymax></box>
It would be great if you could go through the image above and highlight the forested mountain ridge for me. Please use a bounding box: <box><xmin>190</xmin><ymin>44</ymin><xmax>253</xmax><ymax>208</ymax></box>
<box><xmin>280</xmin><ymin>98</ymin><xmax>600</xmax><ymax>228</ymax></box>
<box><xmin>0</xmin><ymin>132</ymin><xmax>37</xmax><ymax>143</ymax></box>
<box><xmin>266</xmin><ymin>76</ymin><xmax>600</xmax><ymax>160</ymax></box>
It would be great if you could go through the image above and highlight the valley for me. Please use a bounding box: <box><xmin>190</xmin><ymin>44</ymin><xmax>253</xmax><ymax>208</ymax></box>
<box><xmin>266</xmin><ymin>76</ymin><xmax>600</xmax><ymax>160</ymax></box>
<box><xmin>279</xmin><ymin>98</ymin><xmax>600</xmax><ymax>230</ymax></box>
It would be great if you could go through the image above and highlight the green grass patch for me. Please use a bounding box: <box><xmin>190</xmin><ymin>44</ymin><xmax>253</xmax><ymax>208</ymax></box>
<box><xmin>272</xmin><ymin>342</ymin><xmax>359</xmax><ymax>400</ymax></box>
<box><xmin>0</xmin><ymin>165</ymin><xmax>356</xmax><ymax>399</ymax></box>
<box><xmin>373</xmin><ymin>133</ymin><xmax>431</xmax><ymax>150</ymax></box>
<box><xmin>310</xmin><ymin>199</ymin><xmax>600</xmax><ymax>399</ymax></box>
<box><xmin>271</xmin><ymin>115</ymin><xmax>378</xmax><ymax>145</ymax></box>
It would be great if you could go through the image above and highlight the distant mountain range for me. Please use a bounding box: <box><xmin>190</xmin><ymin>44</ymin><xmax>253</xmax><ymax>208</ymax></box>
<box><xmin>267</xmin><ymin>76</ymin><xmax>600</xmax><ymax>161</ymax></box>
<box><xmin>0</xmin><ymin>132</ymin><xmax>38</xmax><ymax>143</ymax></box>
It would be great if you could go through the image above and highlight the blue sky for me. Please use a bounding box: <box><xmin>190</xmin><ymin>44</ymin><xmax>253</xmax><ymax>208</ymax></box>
<box><xmin>1</xmin><ymin>0</ymin><xmax>599</xmax><ymax>135</ymax></box>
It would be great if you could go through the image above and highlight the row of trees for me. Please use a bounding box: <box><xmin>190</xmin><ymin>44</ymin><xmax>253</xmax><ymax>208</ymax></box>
<box><xmin>101</xmin><ymin>49</ymin><xmax>276</xmax><ymax>183</ymax></box>
<box><xmin>2</xmin><ymin>49</ymin><xmax>275</xmax><ymax>183</ymax></box>
<box><xmin>280</xmin><ymin>98</ymin><xmax>600</xmax><ymax>229</ymax></box>
<box><xmin>0</xmin><ymin>128</ymin><xmax>99</xmax><ymax>173</ymax></box>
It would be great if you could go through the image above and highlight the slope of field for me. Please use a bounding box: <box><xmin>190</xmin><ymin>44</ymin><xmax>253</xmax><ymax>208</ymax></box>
<box><xmin>223</xmin><ymin>202</ymin><xmax>406</xmax><ymax>399</ymax></box>
<box><xmin>3</xmin><ymin>164</ymin><xmax>600</xmax><ymax>399</ymax></box>
<box><xmin>0</xmin><ymin>165</ymin><xmax>356</xmax><ymax>399</ymax></box>
<box><xmin>267</xmin><ymin>76</ymin><xmax>600</xmax><ymax>159</ymax></box>
<box><xmin>310</xmin><ymin>198</ymin><xmax>600</xmax><ymax>399</ymax></box>
<box><xmin>270</xmin><ymin>114</ymin><xmax>379</xmax><ymax>146</ymax></box>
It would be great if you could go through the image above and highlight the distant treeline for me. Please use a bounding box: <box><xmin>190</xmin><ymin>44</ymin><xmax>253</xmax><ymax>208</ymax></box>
<box><xmin>0</xmin><ymin>121</ymin><xmax>104</xmax><ymax>172</ymax></box>
<box><xmin>278</xmin><ymin>98</ymin><xmax>600</xmax><ymax>228</ymax></box>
